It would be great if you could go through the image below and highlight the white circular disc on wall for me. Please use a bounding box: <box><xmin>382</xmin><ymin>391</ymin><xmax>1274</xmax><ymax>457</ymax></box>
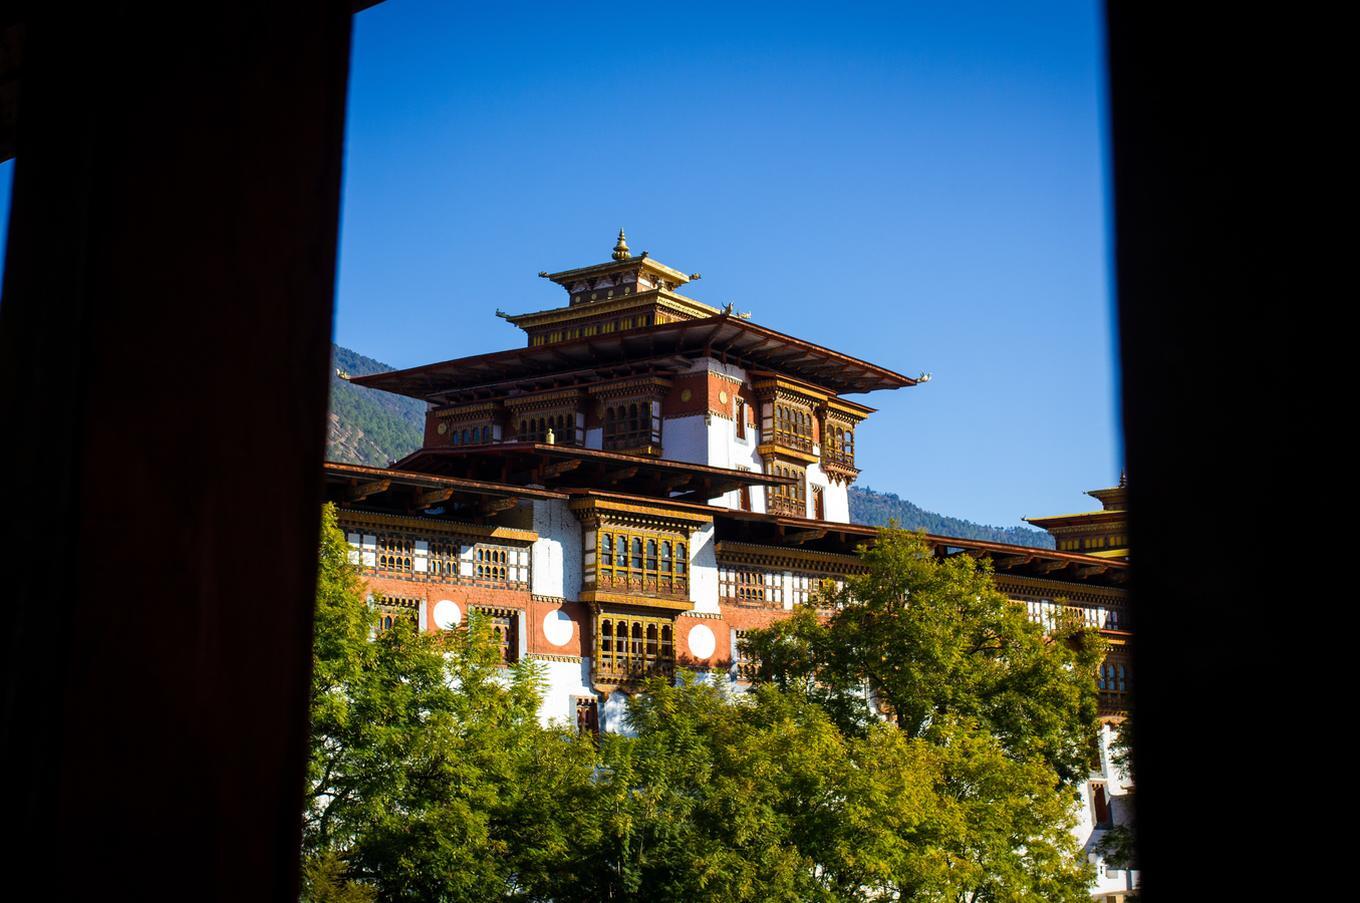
<box><xmin>543</xmin><ymin>609</ymin><xmax>574</xmax><ymax>646</ymax></box>
<box><xmin>687</xmin><ymin>623</ymin><xmax>716</xmax><ymax>660</ymax></box>
<box><xmin>432</xmin><ymin>599</ymin><xmax>461</xmax><ymax>630</ymax></box>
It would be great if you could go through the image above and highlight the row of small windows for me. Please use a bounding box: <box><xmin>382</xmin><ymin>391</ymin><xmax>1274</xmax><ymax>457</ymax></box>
<box><xmin>518</xmin><ymin>412</ymin><xmax>577</xmax><ymax>444</ymax></box>
<box><xmin>718</xmin><ymin>566</ymin><xmax>839</xmax><ymax>608</ymax></box>
<box><xmin>767</xmin><ymin>464</ymin><xmax>807</xmax><ymax>517</ymax></box>
<box><xmin>374</xmin><ymin>596</ymin><xmax>419</xmax><ymax>633</ymax></box>
<box><xmin>451</xmin><ymin>425</ymin><xmax>493</xmax><ymax>446</ymax></box>
<box><xmin>595</xmin><ymin>616</ymin><xmax>675</xmax><ymax>682</ymax></box>
<box><xmin>1098</xmin><ymin>663</ymin><xmax>1130</xmax><ymax>694</ymax></box>
<box><xmin>596</xmin><ymin>532</ymin><xmax>688</xmax><ymax>596</ymax></box>
<box><xmin>345</xmin><ymin>528</ymin><xmax>529</xmax><ymax>586</ymax></box>
<box><xmin>1024</xmin><ymin>599</ymin><xmax>1124</xmax><ymax>633</ymax></box>
<box><xmin>530</xmin><ymin>313</ymin><xmax>655</xmax><ymax>345</ymax></box>
<box><xmin>602</xmin><ymin>401</ymin><xmax>655</xmax><ymax>450</ymax></box>
<box><xmin>773</xmin><ymin>404</ymin><xmax>814</xmax><ymax>452</ymax></box>
<box><xmin>824</xmin><ymin>424</ymin><xmax>855</xmax><ymax>466</ymax></box>
<box><xmin>1057</xmin><ymin>534</ymin><xmax>1127</xmax><ymax>552</ymax></box>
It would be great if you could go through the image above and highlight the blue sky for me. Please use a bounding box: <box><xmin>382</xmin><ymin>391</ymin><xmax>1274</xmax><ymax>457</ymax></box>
<box><xmin>0</xmin><ymin>0</ymin><xmax>1121</xmax><ymax>529</ymax></box>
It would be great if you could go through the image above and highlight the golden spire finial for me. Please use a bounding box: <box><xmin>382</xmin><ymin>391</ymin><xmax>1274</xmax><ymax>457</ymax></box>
<box><xmin>612</xmin><ymin>228</ymin><xmax>631</xmax><ymax>260</ymax></box>
<box><xmin>1119</xmin><ymin>469</ymin><xmax>1127</xmax><ymax>488</ymax></box>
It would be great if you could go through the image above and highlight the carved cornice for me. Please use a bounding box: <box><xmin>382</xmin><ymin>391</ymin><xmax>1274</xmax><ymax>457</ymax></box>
<box><xmin>433</xmin><ymin>401</ymin><xmax>501</xmax><ymax>422</ymax></box>
<box><xmin>337</xmin><ymin>509</ymin><xmax>538</xmax><ymax>543</ymax></box>
<box><xmin>508</xmin><ymin>290</ymin><xmax>718</xmax><ymax>330</ymax></box>
<box><xmin>758</xmin><ymin>444</ymin><xmax>818</xmax><ymax>465</ymax></box>
<box><xmin>570</xmin><ymin>496</ymin><xmax>713</xmax><ymax>531</ymax></box>
<box><xmin>826</xmin><ymin>397</ymin><xmax>874</xmax><ymax>420</ymax></box>
<box><xmin>504</xmin><ymin>388</ymin><xmax>586</xmax><ymax>413</ymax></box>
<box><xmin>715</xmin><ymin>540</ymin><xmax>867</xmax><ymax>574</ymax></box>
<box><xmin>819</xmin><ymin>459</ymin><xmax>860</xmax><ymax>485</ymax></box>
<box><xmin>526</xmin><ymin>652</ymin><xmax>585</xmax><ymax>664</ymax></box>
<box><xmin>750</xmin><ymin>372</ymin><xmax>832</xmax><ymax>402</ymax></box>
<box><xmin>993</xmin><ymin>573</ymin><xmax>1129</xmax><ymax>606</ymax></box>
<box><xmin>587</xmin><ymin>375</ymin><xmax>673</xmax><ymax>401</ymax></box>
<box><xmin>579</xmin><ymin>589</ymin><xmax>693</xmax><ymax>612</ymax></box>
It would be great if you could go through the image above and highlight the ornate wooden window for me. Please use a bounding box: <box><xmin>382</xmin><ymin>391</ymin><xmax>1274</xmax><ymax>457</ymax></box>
<box><xmin>573</xmin><ymin>696</ymin><xmax>600</xmax><ymax>738</ymax></box>
<box><xmin>589</xmin><ymin>377</ymin><xmax>668</xmax><ymax>454</ymax></box>
<box><xmin>596</xmin><ymin>529</ymin><xmax>687</xmax><ymax>597</ymax></box>
<box><xmin>733</xmin><ymin>629</ymin><xmax>757</xmax><ymax>682</ymax></box>
<box><xmin>718</xmin><ymin>567</ymin><xmax>783</xmax><ymax>607</ymax></box>
<box><xmin>374</xmin><ymin>595</ymin><xmax>419</xmax><ymax>632</ymax></box>
<box><xmin>602</xmin><ymin>402</ymin><xmax>652</xmax><ymax>450</ymax></box>
<box><xmin>1090</xmin><ymin>781</ymin><xmax>1113</xmax><ymax>828</ymax></box>
<box><xmin>594</xmin><ymin>613</ymin><xmax>675</xmax><ymax>685</ymax></box>
<box><xmin>824</xmin><ymin>423</ymin><xmax>855</xmax><ymax>468</ymax></box>
<box><xmin>735</xmin><ymin>397</ymin><xmax>747</xmax><ymax>439</ymax></box>
<box><xmin>1097</xmin><ymin>659</ymin><xmax>1131</xmax><ymax>714</ymax></box>
<box><xmin>376</xmin><ymin>534</ymin><xmax>415</xmax><ymax>574</ymax></box>
<box><xmin>517</xmin><ymin>410</ymin><xmax>578</xmax><ymax>445</ymax></box>
<box><xmin>451</xmin><ymin>424</ymin><xmax>495</xmax><ymax>447</ymax></box>
<box><xmin>343</xmin><ymin>520</ymin><xmax>529</xmax><ymax>589</ymax></box>
<box><xmin>471</xmin><ymin>605</ymin><xmax>519</xmax><ymax>663</ymax></box>
<box><xmin>766</xmin><ymin>463</ymin><xmax>807</xmax><ymax>517</ymax></box>
<box><xmin>425</xmin><ymin>539</ymin><xmax>461</xmax><ymax>578</ymax></box>
<box><xmin>773</xmin><ymin>403</ymin><xmax>814</xmax><ymax>452</ymax></box>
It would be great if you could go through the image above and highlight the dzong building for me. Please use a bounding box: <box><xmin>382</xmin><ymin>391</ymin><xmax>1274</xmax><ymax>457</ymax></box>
<box><xmin>325</xmin><ymin>232</ymin><xmax>1138</xmax><ymax>898</ymax></box>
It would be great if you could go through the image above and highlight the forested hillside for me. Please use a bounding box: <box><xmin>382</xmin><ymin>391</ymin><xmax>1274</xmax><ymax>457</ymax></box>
<box><xmin>327</xmin><ymin>345</ymin><xmax>425</xmax><ymax>467</ymax></box>
<box><xmin>848</xmin><ymin>486</ymin><xmax>1053</xmax><ymax>548</ymax></box>
<box><xmin>327</xmin><ymin>345</ymin><xmax>1053</xmax><ymax>548</ymax></box>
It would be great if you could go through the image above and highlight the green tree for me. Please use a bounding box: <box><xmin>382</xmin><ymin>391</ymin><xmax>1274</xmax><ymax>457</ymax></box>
<box><xmin>744</xmin><ymin>527</ymin><xmax>1105</xmax><ymax>786</ymax></box>
<box><xmin>737</xmin><ymin>527</ymin><xmax>1102</xmax><ymax>899</ymax></box>
<box><xmin>302</xmin><ymin>504</ymin><xmax>600</xmax><ymax>903</ymax></box>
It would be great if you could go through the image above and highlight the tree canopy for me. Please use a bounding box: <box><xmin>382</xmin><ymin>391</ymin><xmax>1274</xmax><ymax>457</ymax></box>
<box><xmin>302</xmin><ymin>512</ymin><xmax>1100</xmax><ymax>902</ymax></box>
<box><xmin>742</xmin><ymin>527</ymin><xmax>1106</xmax><ymax>787</ymax></box>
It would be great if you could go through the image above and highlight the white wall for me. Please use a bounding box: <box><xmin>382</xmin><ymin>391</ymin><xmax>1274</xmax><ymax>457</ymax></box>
<box><xmin>688</xmin><ymin>521</ymin><xmax>720</xmax><ymax>614</ymax></box>
<box><xmin>806</xmin><ymin>460</ymin><xmax>850</xmax><ymax>523</ymax></box>
<box><xmin>534</xmin><ymin>657</ymin><xmax>595</xmax><ymax>728</ymax></box>
<box><xmin>601</xmin><ymin>690</ymin><xmax>636</xmax><ymax>736</ymax></box>
<box><xmin>1070</xmin><ymin>720</ymin><xmax>1139</xmax><ymax>897</ymax></box>
<box><xmin>531</xmin><ymin>499</ymin><xmax>582</xmax><ymax>600</ymax></box>
<box><xmin>663</xmin><ymin>413</ymin><xmax>708</xmax><ymax>466</ymax></box>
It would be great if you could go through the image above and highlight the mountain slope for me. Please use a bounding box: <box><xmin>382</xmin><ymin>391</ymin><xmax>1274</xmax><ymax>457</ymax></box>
<box><xmin>327</xmin><ymin>345</ymin><xmax>1053</xmax><ymax>548</ymax></box>
<box><xmin>327</xmin><ymin>345</ymin><xmax>425</xmax><ymax>467</ymax></box>
<box><xmin>848</xmin><ymin>486</ymin><xmax>1053</xmax><ymax>549</ymax></box>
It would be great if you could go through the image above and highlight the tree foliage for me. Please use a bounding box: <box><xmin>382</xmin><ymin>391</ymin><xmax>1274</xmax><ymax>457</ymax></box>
<box><xmin>302</xmin><ymin>513</ymin><xmax>1100</xmax><ymax>901</ymax></box>
<box><xmin>303</xmin><ymin>504</ymin><xmax>600</xmax><ymax>902</ymax></box>
<box><xmin>743</xmin><ymin>527</ymin><xmax>1105</xmax><ymax>787</ymax></box>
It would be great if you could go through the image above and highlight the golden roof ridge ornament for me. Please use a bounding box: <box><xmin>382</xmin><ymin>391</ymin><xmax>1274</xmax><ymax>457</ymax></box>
<box><xmin>612</xmin><ymin>228</ymin><xmax>631</xmax><ymax>260</ymax></box>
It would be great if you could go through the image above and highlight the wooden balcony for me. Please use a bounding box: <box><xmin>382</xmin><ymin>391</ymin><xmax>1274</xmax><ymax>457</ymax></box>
<box><xmin>766</xmin><ymin>494</ymin><xmax>805</xmax><ymax>518</ymax></box>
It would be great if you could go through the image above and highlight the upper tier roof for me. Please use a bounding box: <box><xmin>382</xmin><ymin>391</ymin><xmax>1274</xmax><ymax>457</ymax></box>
<box><xmin>351</xmin><ymin>313</ymin><xmax>919</xmax><ymax>399</ymax></box>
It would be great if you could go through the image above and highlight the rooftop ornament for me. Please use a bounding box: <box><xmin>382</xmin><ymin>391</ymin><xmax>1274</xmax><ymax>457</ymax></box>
<box><xmin>612</xmin><ymin>228</ymin><xmax>631</xmax><ymax>261</ymax></box>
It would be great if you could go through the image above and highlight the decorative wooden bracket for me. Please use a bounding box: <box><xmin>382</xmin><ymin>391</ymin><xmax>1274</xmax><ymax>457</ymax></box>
<box><xmin>784</xmin><ymin>528</ymin><xmax>827</xmax><ymax>545</ymax></box>
<box><xmin>997</xmin><ymin>554</ymin><xmax>1035</xmax><ymax>568</ymax></box>
<box><xmin>603</xmin><ymin>466</ymin><xmax>639</xmax><ymax>484</ymax></box>
<box><xmin>539</xmin><ymin>459</ymin><xmax>582</xmax><ymax>480</ymax></box>
<box><xmin>416</xmin><ymin>487</ymin><xmax>455</xmax><ymax>507</ymax></box>
<box><xmin>479</xmin><ymin>496</ymin><xmax>519</xmax><ymax>516</ymax></box>
<box><xmin>1036</xmin><ymin>559</ymin><xmax>1069</xmax><ymax>574</ymax></box>
<box><xmin>346</xmin><ymin>479</ymin><xmax>390</xmax><ymax>501</ymax></box>
<box><xmin>1074</xmin><ymin>564</ymin><xmax>1109</xmax><ymax>579</ymax></box>
<box><xmin>659</xmin><ymin>473</ymin><xmax>693</xmax><ymax>490</ymax></box>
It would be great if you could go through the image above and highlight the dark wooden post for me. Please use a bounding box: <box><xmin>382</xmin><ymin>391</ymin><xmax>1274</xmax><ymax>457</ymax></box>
<box><xmin>0</xmin><ymin>4</ymin><xmax>353</xmax><ymax>898</ymax></box>
<box><xmin>1105</xmin><ymin>2</ymin><xmax>1287</xmax><ymax>892</ymax></box>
